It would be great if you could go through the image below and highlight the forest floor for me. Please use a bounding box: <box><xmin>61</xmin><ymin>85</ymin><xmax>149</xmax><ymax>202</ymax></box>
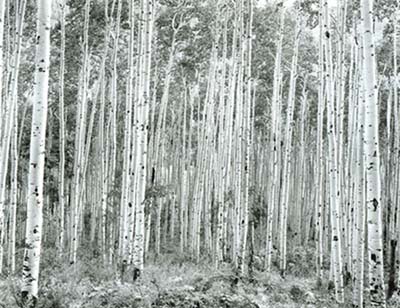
<box><xmin>1</xmin><ymin>249</ymin><xmax>400</xmax><ymax>308</ymax></box>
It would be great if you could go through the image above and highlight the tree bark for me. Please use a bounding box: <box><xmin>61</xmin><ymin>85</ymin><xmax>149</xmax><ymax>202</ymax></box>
<box><xmin>21</xmin><ymin>0</ymin><xmax>51</xmax><ymax>302</ymax></box>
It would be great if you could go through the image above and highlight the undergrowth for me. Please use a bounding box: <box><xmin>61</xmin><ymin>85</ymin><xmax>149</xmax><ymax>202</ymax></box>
<box><xmin>0</xmin><ymin>248</ymin><xmax>397</xmax><ymax>308</ymax></box>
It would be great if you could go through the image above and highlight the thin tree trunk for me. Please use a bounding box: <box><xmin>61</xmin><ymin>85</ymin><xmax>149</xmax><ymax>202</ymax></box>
<box><xmin>58</xmin><ymin>0</ymin><xmax>66</xmax><ymax>258</ymax></box>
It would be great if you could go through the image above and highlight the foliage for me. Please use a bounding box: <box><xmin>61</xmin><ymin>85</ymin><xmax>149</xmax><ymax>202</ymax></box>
<box><xmin>286</xmin><ymin>246</ymin><xmax>318</xmax><ymax>277</ymax></box>
<box><xmin>4</xmin><ymin>249</ymin><xmax>395</xmax><ymax>308</ymax></box>
<box><xmin>0</xmin><ymin>251</ymin><xmax>334</xmax><ymax>307</ymax></box>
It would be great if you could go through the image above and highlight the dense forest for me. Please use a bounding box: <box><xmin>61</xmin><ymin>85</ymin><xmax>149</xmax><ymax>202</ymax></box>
<box><xmin>0</xmin><ymin>0</ymin><xmax>399</xmax><ymax>307</ymax></box>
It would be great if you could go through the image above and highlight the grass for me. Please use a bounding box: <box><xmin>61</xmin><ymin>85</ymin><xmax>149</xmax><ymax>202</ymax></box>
<box><xmin>0</xmin><ymin>249</ymin><xmax>398</xmax><ymax>307</ymax></box>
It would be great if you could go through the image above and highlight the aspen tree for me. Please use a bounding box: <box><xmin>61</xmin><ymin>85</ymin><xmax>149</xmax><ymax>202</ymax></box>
<box><xmin>386</xmin><ymin>11</ymin><xmax>397</xmax><ymax>295</ymax></box>
<box><xmin>239</xmin><ymin>0</ymin><xmax>253</xmax><ymax>274</ymax></box>
<box><xmin>107</xmin><ymin>0</ymin><xmax>122</xmax><ymax>265</ymax></box>
<box><xmin>120</xmin><ymin>0</ymin><xmax>135</xmax><ymax>277</ymax></box>
<box><xmin>315</xmin><ymin>0</ymin><xmax>325</xmax><ymax>284</ymax></box>
<box><xmin>133</xmin><ymin>0</ymin><xmax>154</xmax><ymax>272</ymax></box>
<box><xmin>153</xmin><ymin>13</ymin><xmax>183</xmax><ymax>178</ymax></box>
<box><xmin>7</xmin><ymin>0</ymin><xmax>21</xmax><ymax>275</ymax></box>
<box><xmin>0</xmin><ymin>0</ymin><xmax>5</xmax><ymax>138</ymax></box>
<box><xmin>265</xmin><ymin>5</ymin><xmax>284</xmax><ymax>273</ymax></box>
<box><xmin>70</xmin><ymin>0</ymin><xmax>90</xmax><ymax>264</ymax></box>
<box><xmin>190</xmin><ymin>14</ymin><xmax>219</xmax><ymax>261</ymax></box>
<box><xmin>0</xmin><ymin>0</ymin><xmax>26</xmax><ymax>273</ymax></box>
<box><xmin>129</xmin><ymin>1</ymin><xmax>144</xmax><ymax>263</ymax></box>
<box><xmin>335</xmin><ymin>2</ymin><xmax>348</xmax><ymax>270</ymax></box>
<box><xmin>190</xmin><ymin>88</ymin><xmax>202</xmax><ymax>258</ymax></box>
<box><xmin>181</xmin><ymin>84</ymin><xmax>195</xmax><ymax>253</ymax></box>
<box><xmin>392</xmin><ymin>6</ymin><xmax>400</xmax><ymax>292</ymax></box>
<box><xmin>295</xmin><ymin>76</ymin><xmax>308</xmax><ymax>246</ymax></box>
<box><xmin>279</xmin><ymin>10</ymin><xmax>300</xmax><ymax>278</ymax></box>
<box><xmin>352</xmin><ymin>42</ymin><xmax>365</xmax><ymax>308</ymax></box>
<box><xmin>98</xmin><ymin>0</ymin><xmax>116</xmax><ymax>263</ymax></box>
<box><xmin>323</xmin><ymin>0</ymin><xmax>344</xmax><ymax>302</ymax></box>
<box><xmin>215</xmin><ymin>7</ymin><xmax>229</xmax><ymax>265</ymax></box>
<box><xmin>179</xmin><ymin>80</ymin><xmax>189</xmax><ymax>255</ymax></box>
<box><xmin>21</xmin><ymin>0</ymin><xmax>51</xmax><ymax>302</ymax></box>
<box><xmin>9</xmin><ymin>102</ymin><xmax>18</xmax><ymax>274</ymax></box>
<box><xmin>360</xmin><ymin>0</ymin><xmax>386</xmax><ymax>305</ymax></box>
<box><xmin>58</xmin><ymin>0</ymin><xmax>66</xmax><ymax>258</ymax></box>
<box><xmin>76</xmin><ymin>80</ymin><xmax>99</xmax><ymax>251</ymax></box>
<box><xmin>149</xmin><ymin>11</ymin><xmax>183</xmax><ymax>260</ymax></box>
<box><xmin>232</xmin><ymin>0</ymin><xmax>244</xmax><ymax>268</ymax></box>
<box><xmin>2</xmin><ymin>0</ymin><xmax>10</xmax><ymax>141</ymax></box>
<box><xmin>222</xmin><ymin>0</ymin><xmax>238</xmax><ymax>261</ymax></box>
<box><xmin>346</xmin><ymin>19</ymin><xmax>357</xmax><ymax>278</ymax></box>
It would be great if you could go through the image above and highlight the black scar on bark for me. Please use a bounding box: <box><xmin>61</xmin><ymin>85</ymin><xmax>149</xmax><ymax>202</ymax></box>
<box><xmin>371</xmin><ymin>253</ymin><xmax>377</xmax><ymax>263</ymax></box>
<box><xmin>372</xmin><ymin>198</ymin><xmax>378</xmax><ymax>211</ymax></box>
<box><xmin>133</xmin><ymin>267</ymin><xmax>141</xmax><ymax>282</ymax></box>
<box><xmin>370</xmin><ymin>288</ymin><xmax>378</xmax><ymax>295</ymax></box>
<box><xmin>24</xmin><ymin>243</ymin><xmax>34</xmax><ymax>250</ymax></box>
<box><xmin>388</xmin><ymin>240</ymin><xmax>397</xmax><ymax>300</ymax></box>
<box><xmin>325</xmin><ymin>31</ymin><xmax>330</xmax><ymax>38</ymax></box>
<box><xmin>151</xmin><ymin>167</ymin><xmax>155</xmax><ymax>184</ymax></box>
<box><xmin>333</xmin><ymin>235</ymin><xmax>338</xmax><ymax>241</ymax></box>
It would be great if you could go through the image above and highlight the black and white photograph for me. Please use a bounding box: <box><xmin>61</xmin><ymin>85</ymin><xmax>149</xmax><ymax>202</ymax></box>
<box><xmin>0</xmin><ymin>0</ymin><xmax>397</xmax><ymax>307</ymax></box>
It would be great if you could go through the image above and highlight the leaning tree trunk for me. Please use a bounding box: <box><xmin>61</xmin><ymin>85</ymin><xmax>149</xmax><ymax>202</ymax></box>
<box><xmin>21</xmin><ymin>0</ymin><xmax>51</xmax><ymax>303</ymax></box>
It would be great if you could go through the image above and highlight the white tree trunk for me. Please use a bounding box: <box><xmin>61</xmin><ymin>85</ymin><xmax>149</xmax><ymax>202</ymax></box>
<box><xmin>279</xmin><ymin>12</ymin><xmax>300</xmax><ymax>277</ymax></box>
<box><xmin>0</xmin><ymin>0</ymin><xmax>26</xmax><ymax>273</ymax></box>
<box><xmin>21</xmin><ymin>0</ymin><xmax>51</xmax><ymax>301</ymax></box>
<box><xmin>58</xmin><ymin>0</ymin><xmax>66</xmax><ymax>258</ymax></box>
<box><xmin>9</xmin><ymin>106</ymin><xmax>18</xmax><ymax>274</ymax></box>
<box><xmin>315</xmin><ymin>1</ymin><xmax>325</xmax><ymax>282</ymax></box>
<box><xmin>120</xmin><ymin>0</ymin><xmax>135</xmax><ymax>273</ymax></box>
<box><xmin>360</xmin><ymin>0</ymin><xmax>386</xmax><ymax>306</ymax></box>
<box><xmin>265</xmin><ymin>6</ymin><xmax>284</xmax><ymax>272</ymax></box>
<box><xmin>323</xmin><ymin>0</ymin><xmax>344</xmax><ymax>302</ymax></box>
<box><xmin>0</xmin><ymin>0</ymin><xmax>5</xmax><ymax>138</ymax></box>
